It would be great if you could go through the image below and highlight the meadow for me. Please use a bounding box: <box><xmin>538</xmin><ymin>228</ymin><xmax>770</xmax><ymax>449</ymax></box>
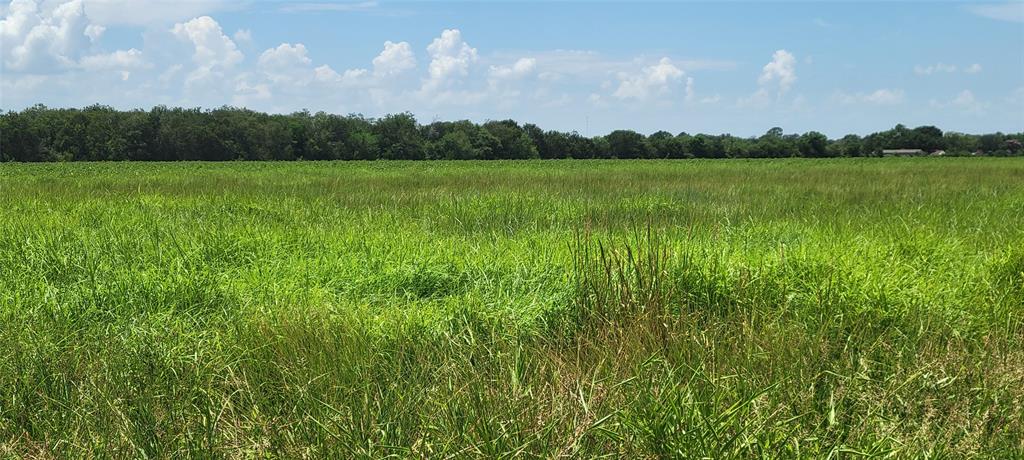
<box><xmin>0</xmin><ymin>158</ymin><xmax>1022</xmax><ymax>458</ymax></box>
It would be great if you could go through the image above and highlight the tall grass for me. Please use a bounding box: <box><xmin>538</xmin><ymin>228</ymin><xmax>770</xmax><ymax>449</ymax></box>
<box><xmin>0</xmin><ymin>159</ymin><xmax>1022</xmax><ymax>457</ymax></box>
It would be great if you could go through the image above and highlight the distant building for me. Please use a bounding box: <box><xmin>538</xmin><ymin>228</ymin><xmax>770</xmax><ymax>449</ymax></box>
<box><xmin>882</xmin><ymin>149</ymin><xmax>925</xmax><ymax>156</ymax></box>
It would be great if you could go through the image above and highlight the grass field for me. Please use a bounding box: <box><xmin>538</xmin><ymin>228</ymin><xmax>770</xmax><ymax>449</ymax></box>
<box><xmin>1</xmin><ymin>158</ymin><xmax>1023</xmax><ymax>458</ymax></box>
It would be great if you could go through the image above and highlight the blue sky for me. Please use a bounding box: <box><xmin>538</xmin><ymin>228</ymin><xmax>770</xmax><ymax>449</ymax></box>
<box><xmin>1</xmin><ymin>0</ymin><xmax>1022</xmax><ymax>137</ymax></box>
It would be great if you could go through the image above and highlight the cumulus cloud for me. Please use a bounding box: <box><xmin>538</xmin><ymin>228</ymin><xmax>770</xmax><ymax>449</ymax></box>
<box><xmin>612</xmin><ymin>57</ymin><xmax>685</xmax><ymax>100</ymax></box>
<box><xmin>84</xmin><ymin>23</ymin><xmax>104</xmax><ymax>41</ymax></box>
<box><xmin>738</xmin><ymin>49</ymin><xmax>797</xmax><ymax>108</ymax></box>
<box><xmin>171</xmin><ymin>15</ymin><xmax>243</xmax><ymax>87</ymax></box>
<box><xmin>233</xmin><ymin>28</ymin><xmax>252</xmax><ymax>46</ymax></box>
<box><xmin>313</xmin><ymin>65</ymin><xmax>369</xmax><ymax>86</ymax></box>
<box><xmin>1</xmin><ymin>0</ymin><xmax>91</xmax><ymax>72</ymax></box>
<box><xmin>232</xmin><ymin>80</ymin><xmax>271</xmax><ymax>106</ymax></box>
<box><xmin>79</xmin><ymin>48</ymin><xmax>146</xmax><ymax>70</ymax></box>
<box><xmin>835</xmin><ymin>88</ymin><xmax>905</xmax><ymax>105</ymax></box>
<box><xmin>372</xmin><ymin>40</ymin><xmax>415</xmax><ymax>76</ymax></box>
<box><xmin>758</xmin><ymin>49</ymin><xmax>796</xmax><ymax>94</ymax></box>
<box><xmin>306</xmin><ymin>39</ymin><xmax>416</xmax><ymax>88</ymax></box>
<box><xmin>965</xmin><ymin>63</ymin><xmax>983</xmax><ymax>74</ymax></box>
<box><xmin>423</xmin><ymin>29</ymin><xmax>477</xmax><ymax>91</ymax></box>
<box><xmin>248</xmin><ymin>40</ymin><xmax>416</xmax><ymax>94</ymax></box>
<box><xmin>0</xmin><ymin>0</ymin><xmax>150</xmax><ymax>77</ymax></box>
<box><xmin>489</xmin><ymin>57</ymin><xmax>536</xmax><ymax>80</ymax></box>
<box><xmin>259</xmin><ymin>43</ymin><xmax>310</xmax><ymax>70</ymax></box>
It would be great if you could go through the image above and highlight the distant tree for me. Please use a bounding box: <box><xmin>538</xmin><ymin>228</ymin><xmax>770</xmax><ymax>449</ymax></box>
<box><xmin>482</xmin><ymin>120</ymin><xmax>538</xmax><ymax>159</ymax></box>
<box><xmin>722</xmin><ymin>135</ymin><xmax>750</xmax><ymax>159</ymax></box>
<box><xmin>0</xmin><ymin>105</ymin><xmax>1018</xmax><ymax>162</ymax></box>
<box><xmin>522</xmin><ymin>123</ymin><xmax>552</xmax><ymax>159</ymax></box>
<box><xmin>542</xmin><ymin>130</ymin><xmax>576</xmax><ymax>159</ymax></box>
<box><xmin>688</xmin><ymin>134</ymin><xmax>710</xmax><ymax>158</ymax></box>
<box><xmin>375</xmin><ymin>112</ymin><xmax>425</xmax><ymax>160</ymax></box>
<box><xmin>605</xmin><ymin>130</ymin><xmax>648</xmax><ymax>159</ymax></box>
<box><xmin>590</xmin><ymin>136</ymin><xmax>612</xmax><ymax>159</ymax></box>
<box><xmin>754</xmin><ymin>128</ymin><xmax>798</xmax><ymax>158</ymax></box>
<box><xmin>909</xmin><ymin>125</ymin><xmax>944</xmax><ymax>152</ymax></box>
<box><xmin>428</xmin><ymin>131</ymin><xmax>478</xmax><ymax>160</ymax></box>
<box><xmin>943</xmin><ymin>132</ymin><xmax>976</xmax><ymax>154</ymax></box>
<box><xmin>798</xmin><ymin>131</ymin><xmax>829</xmax><ymax>158</ymax></box>
<box><xmin>647</xmin><ymin>131</ymin><xmax>689</xmax><ymax>158</ymax></box>
<box><xmin>977</xmin><ymin>133</ymin><xmax>1004</xmax><ymax>153</ymax></box>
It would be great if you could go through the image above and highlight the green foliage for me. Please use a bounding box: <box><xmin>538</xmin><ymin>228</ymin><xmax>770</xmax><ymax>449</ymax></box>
<box><xmin>799</xmin><ymin>131</ymin><xmax>829</xmax><ymax>158</ymax></box>
<box><xmin>1</xmin><ymin>159</ymin><xmax>1022</xmax><ymax>456</ymax></box>
<box><xmin>482</xmin><ymin>119</ymin><xmax>538</xmax><ymax>160</ymax></box>
<box><xmin>428</xmin><ymin>131</ymin><xmax>478</xmax><ymax>160</ymax></box>
<box><xmin>3</xmin><ymin>106</ymin><xmax>1021</xmax><ymax>162</ymax></box>
<box><xmin>606</xmin><ymin>129</ymin><xmax>650</xmax><ymax>159</ymax></box>
<box><xmin>375</xmin><ymin>112</ymin><xmax>425</xmax><ymax>160</ymax></box>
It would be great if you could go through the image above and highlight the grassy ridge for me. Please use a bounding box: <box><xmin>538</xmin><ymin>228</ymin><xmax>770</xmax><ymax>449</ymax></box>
<box><xmin>1</xmin><ymin>159</ymin><xmax>1022</xmax><ymax>457</ymax></box>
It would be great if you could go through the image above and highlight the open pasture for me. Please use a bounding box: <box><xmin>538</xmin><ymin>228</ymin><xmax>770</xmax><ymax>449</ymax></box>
<box><xmin>1</xmin><ymin>158</ymin><xmax>1022</xmax><ymax>457</ymax></box>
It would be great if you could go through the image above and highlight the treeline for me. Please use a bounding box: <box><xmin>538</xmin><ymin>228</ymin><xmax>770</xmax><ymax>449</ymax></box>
<box><xmin>2</xmin><ymin>104</ymin><xmax>1022</xmax><ymax>162</ymax></box>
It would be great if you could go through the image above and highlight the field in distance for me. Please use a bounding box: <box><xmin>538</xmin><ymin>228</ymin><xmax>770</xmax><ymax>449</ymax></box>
<box><xmin>1</xmin><ymin>158</ymin><xmax>1022</xmax><ymax>457</ymax></box>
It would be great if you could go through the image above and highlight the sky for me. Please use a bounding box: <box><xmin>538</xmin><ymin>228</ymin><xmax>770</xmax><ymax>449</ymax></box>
<box><xmin>1</xmin><ymin>0</ymin><xmax>1022</xmax><ymax>137</ymax></box>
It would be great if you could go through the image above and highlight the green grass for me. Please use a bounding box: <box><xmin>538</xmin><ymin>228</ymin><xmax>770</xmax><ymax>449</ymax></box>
<box><xmin>1</xmin><ymin>158</ymin><xmax>1022</xmax><ymax>458</ymax></box>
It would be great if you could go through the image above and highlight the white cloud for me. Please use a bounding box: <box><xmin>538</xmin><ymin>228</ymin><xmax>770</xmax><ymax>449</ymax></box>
<box><xmin>84</xmin><ymin>23</ymin><xmax>104</xmax><ymax>41</ymax></box>
<box><xmin>423</xmin><ymin>28</ymin><xmax>478</xmax><ymax>91</ymax></box>
<box><xmin>157</xmin><ymin>63</ymin><xmax>182</xmax><ymax>83</ymax></box>
<box><xmin>233</xmin><ymin>28</ymin><xmax>252</xmax><ymax>46</ymax></box>
<box><xmin>305</xmin><ymin>40</ymin><xmax>416</xmax><ymax>90</ymax></box>
<box><xmin>930</xmin><ymin>89</ymin><xmax>987</xmax><ymax>114</ymax></box>
<box><xmin>951</xmin><ymin>90</ymin><xmax>983</xmax><ymax>112</ymax></box>
<box><xmin>257</xmin><ymin>43</ymin><xmax>317</xmax><ymax>86</ymax></box>
<box><xmin>0</xmin><ymin>0</ymin><xmax>161</xmax><ymax>78</ymax></box>
<box><xmin>738</xmin><ymin>49</ymin><xmax>797</xmax><ymax>108</ymax></box>
<box><xmin>965</xmin><ymin>63</ymin><xmax>983</xmax><ymax>74</ymax></box>
<box><xmin>1</xmin><ymin>0</ymin><xmax>91</xmax><ymax>72</ymax></box>
<box><xmin>489</xmin><ymin>57</ymin><xmax>536</xmax><ymax>80</ymax></box>
<box><xmin>79</xmin><ymin>48</ymin><xmax>146</xmax><ymax>70</ymax></box>
<box><xmin>757</xmin><ymin>49</ymin><xmax>796</xmax><ymax>94</ymax></box>
<box><xmin>171</xmin><ymin>15</ymin><xmax>243</xmax><ymax>88</ymax></box>
<box><xmin>967</xmin><ymin>3</ymin><xmax>1024</xmax><ymax>23</ymax></box>
<box><xmin>835</xmin><ymin>88</ymin><xmax>905</xmax><ymax>105</ymax></box>
<box><xmin>372</xmin><ymin>40</ymin><xmax>415</xmax><ymax>76</ymax></box>
<box><xmin>612</xmin><ymin>57</ymin><xmax>685</xmax><ymax>100</ymax></box>
<box><xmin>313</xmin><ymin>64</ymin><xmax>340</xmax><ymax>82</ymax></box>
<box><xmin>258</xmin><ymin>43</ymin><xmax>311</xmax><ymax>69</ymax></box>
<box><xmin>314</xmin><ymin>65</ymin><xmax>369</xmax><ymax>86</ymax></box>
<box><xmin>233</xmin><ymin>80</ymin><xmax>271</xmax><ymax>106</ymax></box>
<box><xmin>520</xmin><ymin>50</ymin><xmax>732</xmax><ymax>83</ymax></box>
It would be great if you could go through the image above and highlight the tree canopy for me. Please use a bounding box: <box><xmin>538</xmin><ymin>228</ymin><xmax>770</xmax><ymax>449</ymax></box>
<box><xmin>2</xmin><ymin>105</ymin><xmax>1021</xmax><ymax>162</ymax></box>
